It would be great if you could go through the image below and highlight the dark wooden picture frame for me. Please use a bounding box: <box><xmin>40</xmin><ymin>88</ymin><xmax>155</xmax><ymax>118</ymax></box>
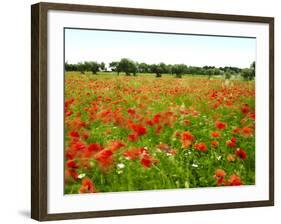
<box><xmin>31</xmin><ymin>2</ymin><xmax>274</xmax><ymax>221</ymax></box>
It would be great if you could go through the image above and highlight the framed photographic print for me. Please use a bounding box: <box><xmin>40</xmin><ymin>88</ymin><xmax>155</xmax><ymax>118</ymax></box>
<box><xmin>31</xmin><ymin>2</ymin><xmax>274</xmax><ymax>221</ymax></box>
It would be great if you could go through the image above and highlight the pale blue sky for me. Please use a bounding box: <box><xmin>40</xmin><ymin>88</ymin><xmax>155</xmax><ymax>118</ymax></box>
<box><xmin>65</xmin><ymin>28</ymin><xmax>256</xmax><ymax>68</ymax></box>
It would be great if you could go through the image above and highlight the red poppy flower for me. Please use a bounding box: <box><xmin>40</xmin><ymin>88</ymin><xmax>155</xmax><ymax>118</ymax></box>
<box><xmin>153</xmin><ymin>114</ymin><xmax>161</xmax><ymax>124</ymax></box>
<box><xmin>181</xmin><ymin>131</ymin><xmax>195</xmax><ymax>148</ymax></box>
<box><xmin>214</xmin><ymin>169</ymin><xmax>226</xmax><ymax>178</ymax></box>
<box><xmin>228</xmin><ymin>174</ymin><xmax>242</xmax><ymax>186</ymax></box>
<box><xmin>175</xmin><ymin>131</ymin><xmax>181</xmax><ymax>138</ymax></box>
<box><xmin>182</xmin><ymin>131</ymin><xmax>194</xmax><ymax>141</ymax></box>
<box><xmin>88</xmin><ymin>143</ymin><xmax>102</xmax><ymax>152</ymax></box>
<box><xmin>69</xmin><ymin>131</ymin><xmax>79</xmax><ymax>138</ymax></box>
<box><xmin>79</xmin><ymin>177</ymin><xmax>95</xmax><ymax>193</ymax></box>
<box><xmin>82</xmin><ymin>132</ymin><xmax>89</xmax><ymax>140</ymax></box>
<box><xmin>71</xmin><ymin>141</ymin><xmax>87</xmax><ymax>151</ymax></box>
<box><xmin>131</xmin><ymin>124</ymin><xmax>147</xmax><ymax>136</ymax></box>
<box><xmin>140</xmin><ymin>154</ymin><xmax>158</xmax><ymax>168</ymax></box>
<box><xmin>66</xmin><ymin>160</ymin><xmax>79</xmax><ymax>169</ymax></box>
<box><xmin>127</xmin><ymin>108</ymin><xmax>136</xmax><ymax>116</ymax></box>
<box><xmin>123</xmin><ymin>147</ymin><xmax>143</xmax><ymax>160</ymax></box>
<box><xmin>194</xmin><ymin>142</ymin><xmax>207</xmax><ymax>152</ymax></box>
<box><xmin>226</xmin><ymin>138</ymin><xmax>237</xmax><ymax>148</ymax></box>
<box><xmin>235</xmin><ymin>148</ymin><xmax>247</xmax><ymax>160</ymax></box>
<box><xmin>211</xmin><ymin>131</ymin><xmax>220</xmax><ymax>138</ymax></box>
<box><xmin>146</xmin><ymin>119</ymin><xmax>153</xmax><ymax>126</ymax></box>
<box><xmin>211</xmin><ymin>140</ymin><xmax>219</xmax><ymax>148</ymax></box>
<box><xmin>241</xmin><ymin>104</ymin><xmax>250</xmax><ymax>115</ymax></box>
<box><xmin>128</xmin><ymin>133</ymin><xmax>138</xmax><ymax>142</ymax></box>
<box><xmin>248</xmin><ymin>112</ymin><xmax>255</xmax><ymax>120</ymax></box>
<box><xmin>215</xmin><ymin>121</ymin><xmax>227</xmax><ymax>130</ymax></box>
<box><xmin>109</xmin><ymin>140</ymin><xmax>126</xmax><ymax>152</ymax></box>
<box><xmin>66</xmin><ymin>111</ymin><xmax>72</xmax><ymax>117</ymax></box>
<box><xmin>65</xmin><ymin>169</ymin><xmax>78</xmax><ymax>182</ymax></box>
<box><xmin>184</xmin><ymin>119</ymin><xmax>190</xmax><ymax>125</ymax></box>
<box><xmin>213</xmin><ymin>169</ymin><xmax>226</xmax><ymax>186</ymax></box>
<box><xmin>232</xmin><ymin>127</ymin><xmax>241</xmax><ymax>134</ymax></box>
<box><xmin>155</xmin><ymin>125</ymin><xmax>163</xmax><ymax>134</ymax></box>
<box><xmin>241</xmin><ymin>126</ymin><xmax>253</xmax><ymax>137</ymax></box>
<box><xmin>94</xmin><ymin>149</ymin><xmax>113</xmax><ymax>169</ymax></box>
<box><xmin>65</xmin><ymin>151</ymin><xmax>74</xmax><ymax>160</ymax></box>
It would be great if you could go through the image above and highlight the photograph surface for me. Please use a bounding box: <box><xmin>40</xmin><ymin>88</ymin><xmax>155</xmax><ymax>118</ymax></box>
<box><xmin>64</xmin><ymin>28</ymin><xmax>256</xmax><ymax>194</ymax></box>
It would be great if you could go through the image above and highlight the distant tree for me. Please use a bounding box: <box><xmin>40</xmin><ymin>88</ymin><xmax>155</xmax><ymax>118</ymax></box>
<box><xmin>99</xmin><ymin>62</ymin><xmax>105</xmax><ymax>71</ymax></box>
<box><xmin>159</xmin><ymin>63</ymin><xmax>170</xmax><ymax>74</ymax></box>
<box><xmin>118</xmin><ymin>58</ymin><xmax>137</xmax><ymax>76</ymax></box>
<box><xmin>221</xmin><ymin>66</ymin><xmax>241</xmax><ymax>74</ymax></box>
<box><xmin>109</xmin><ymin>62</ymin><xmax>118</xmax><ymax>71</ymax></box>
<box><xmin>150</xmin><ymin>63</ymin><xmax>168</xmax><ymax>77</ymax></box>
<box><xmin>241</xmin><ymin>62</ymin><xmax>255</xmax><ymax>80</ymax></box>
<box><xmin>65</xmin><ymin>62</ymin><xmax>70</xmax><ymax>71</ymax></box>
<box><xmin>172</xmin><ymin>64</ymin><xmax>187</xmax><ymax>78</ymax></box>
<box><xmin>151</xmin><ymin>64</ymin><xmax>160</xmax><ymax>77</ymax></box>
<box><xmin>138</xmin><ymin>63</ymin><xmax>150</xmax><ymax>73</ymax></box>
<box><xmin>83</xmin><ymin>61</ymin><xmax>91</xmax><ymax>72</ymax></box>
<box><xmin>250</xmin><ymin>61</ymin><xmax>255</xmax><ymax>76</ymax></box>
<box><xmin>109</xmin><ymin>61</ymin><xmax>120</xmax><ymax>75</ymax></box>
<box><xmin>65</xmin><ymin>62</ymin><xmax>78</xmax><ymax>71</ymax></box>
<box><xmin>206</xmin><ymin>69</ymin><xmax>215</xmax><ymax>79</ymax></box>
<box><xmin>150</xmin><ymin>64</ymin><xmax>160</xmax><ymax>77</ymax></box>
<box><xmin>77</xmin><ymin>62</ymin><xmax>86</xmax><ymax>74</ymax></box>
<box><xmin>241</xmin><ymin>68</ymin><xmax>254</xmax><ymax>80</ymax></box>
<box><xmin>224</xmin><ymin>68</ymin><xmax>234</xmax><ymax>80</ymax></box>
<box><xmin>88</xmin><ymin>61</ymin><xmax>100</xmax><ymax>74</ymax></box>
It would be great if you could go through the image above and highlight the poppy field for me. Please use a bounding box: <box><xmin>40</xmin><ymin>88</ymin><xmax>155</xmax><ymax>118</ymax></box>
<box><xmin>64</xmin><ymin>72</ymin><xmax>255</xmax><ymax>194</ymax></box>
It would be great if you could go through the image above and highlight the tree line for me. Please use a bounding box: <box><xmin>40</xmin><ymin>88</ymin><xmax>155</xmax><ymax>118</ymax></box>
<box><xmin>65</xmin><ymin>58</ymin><xmax>255</xmax><ymax>80</ymax></box>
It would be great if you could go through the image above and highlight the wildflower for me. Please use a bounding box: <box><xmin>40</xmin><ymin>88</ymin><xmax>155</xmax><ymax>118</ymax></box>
<box><xmin>66</xmin><ymin>160</ymin><xmax>78</xmax><ymax>169</ymax></box>
<box><xmin>241</xmin><ymin>104</ymin><xmax>250</xmax><ymax>115</ymax></box>
<box><xmin>226</xmin><ymin>137</ymin><xmax>237</xmax><ymax>148</ymax></box>
<box><xmin>94</xmin><ymin>149</ymin><xmax>113</xmax><ymax>170</ymax></box>
<box><xmin>140</xmin><ymin>154</ymin><xmax>158</xmax><ymax>168</ymax></box>
<box><xmin>65</xmin><ymin>169</ymin><xmax>78</xmax><ymax>182</ymax></box>
<box><xmin>82</xmin><ymin>132</ymin><xmax>89</xmax><ymax>140</ymax></box>
<box><xmin>128</xmin><ymin>133</ymin><xmax>138</xmax><ymax>142</ymax></box>
<box><xmin>211</xmin><ymin>140</ymin><xmax>219</xmax><ymax>148</ymax></box>
<box><xmin>108</xmin><ymin>140</ymin><xmax>126</xmax><ymax>152</ymax></box>
<box><xmin>131</xmin><ymin>123</ymin><xmax>147</xmax><ymax>136</ymax></box>
<box><xmin>88</xmin><ymin>143</ymin><xmax>103</xmax><ymax>152</ymax></box>
<box><xmin>235</xmin><ymin>148</ymin><xmax>247</xmax><ymax>160</ymax></box>
<box><xmin>181</xmin><ymin>131</ymin><xmax>195</xmax><ymax>148</ymax></box>
<box><xmin>241</xmin><ymin>126</ymin><xmax>254</xmax><ymax>137</ymax></box>
<box><xmin>79</xmin><ymin>177</ymin><xmax>95</xmax><ymax>193</ymax></box>
<box><xmin>194</xmin><ymin>142</ymin><xmax>207</xmax><ymax>152</ymax></box>
<box><xmin>78</xmin><ymin>173</ymin><xmax>86</xmax><ymax>179</ymax></box>
<box><xmin>215</xmin><ymin>121</ymin><xmax>227</xmax><ymax>130</ymax></box>
<box><xmin>214</xmin><ymin>169</ymin><xmax>226</xmax><ymax>186</ymax></box>
<box><xmin>117</xmin><ymin>163</ymin><xmax>125</xmax><ymax>169</ymax></box>
<box><xmin>232</xmin><ymin>127</ymin><xmax>241</xmax><ymax>134</ymax></box>
<box><xmin>211</xmin><ymin>131</ymin><xmax>220</xmax><ymax>138</ymax></box>
<box><xmin>123</xmin><ymin>147</ymin><xmax>144</xmax><ymax>160</ymax></box>
<box><xmin>127</xmin><ymin>108</ymin><xmax>136</xmax><ymax>116</ymax></box>
<box><xmin>71</xmin><ymin>141</ymin><xmax>87</xmax><ymax>151</ymax></box>
<box><xmin>69</xmin><ymin>131</ymin><xmax>79</xmax><ymax>138</ymax></box>
<box><xmin>153</xmin><ymin>114</ymin><xmax>161</xmax><ymax>124</ymax></box>
<box><xmin>227</xmin><ymin>154</ymin><xmax>235</xmax><ymax>162</ymax></box>
<box><xmin>228</xmin><ymin>174</ymin><xmax>242</xmax><ymax>186</ymax></box>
